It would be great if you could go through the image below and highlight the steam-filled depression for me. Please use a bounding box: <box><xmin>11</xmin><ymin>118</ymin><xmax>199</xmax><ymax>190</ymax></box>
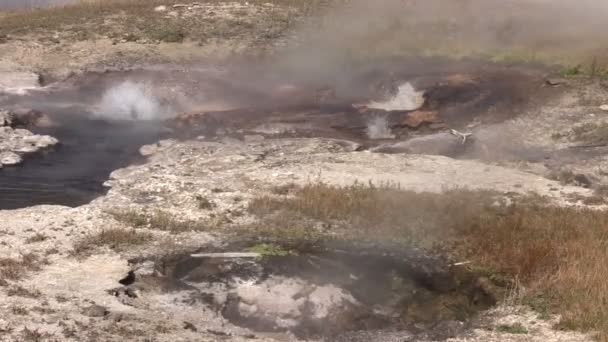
<box><xmin>0</xmin><ymin>79</ymin><xmax>170</xmax><ymax>209</ymax></box>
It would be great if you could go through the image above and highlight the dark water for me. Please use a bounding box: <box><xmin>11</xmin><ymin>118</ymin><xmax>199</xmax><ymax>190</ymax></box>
<box><xmin>0</xmin><ymin>113</ymin><xmax>167</xmax><ymax>209</ymax></box>
<box><xmin>0</xmin><ymin>0</ymin><xmax>74</xmax><ymax>9</ymax></box>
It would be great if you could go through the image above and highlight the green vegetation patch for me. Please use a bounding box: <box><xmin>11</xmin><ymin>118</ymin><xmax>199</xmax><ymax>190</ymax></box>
<box><xmin>496</xmin><ymin>323</ymin><xmax>528</xmax><ymax>334</ymax></box>
<box><xmin>108</xmin><ymin>209</ymin><xmax>207</xmax><ymax>234</ymax></box>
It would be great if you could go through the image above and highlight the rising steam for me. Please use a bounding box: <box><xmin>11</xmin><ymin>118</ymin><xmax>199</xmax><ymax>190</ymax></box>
<box><xmin>95</xmin><ymin>81</ymin><xmax>169</xmax><ymax>121</ymax></box>
<box><xmin>366</xmin><ymin>116</ymin><xmax>395</xmax><ymax>140</ymax></box>
<box><xmin>367</xmin><ymin>82</ymin><xmax>425</xmax><ymax>111</ymax></box>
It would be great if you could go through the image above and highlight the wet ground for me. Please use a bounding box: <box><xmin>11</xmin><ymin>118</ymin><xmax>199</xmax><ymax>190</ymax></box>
<box><xmin>0</xmin><ymin>58</ymin><xmax>562</xmax><ymax>210</ymax></box>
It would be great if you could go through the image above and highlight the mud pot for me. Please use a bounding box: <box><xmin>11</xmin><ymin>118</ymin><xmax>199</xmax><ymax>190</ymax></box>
<box><xmin>0</xmin><ymin>57</ymin><xmax>562</xmax><ymax>209</ymax></box>
<box><xmin>120</xmin><ymin>241</ymin><xmax>497</xmax><ymax>341</ymax></box>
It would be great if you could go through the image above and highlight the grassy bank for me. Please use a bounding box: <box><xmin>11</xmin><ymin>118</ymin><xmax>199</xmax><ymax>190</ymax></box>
<box><xmin>0</xmin><ymin>0</ymin><xmax>330</xmax><ymax>44</ymax></box>
<box><xmin>1</xmin><ymin>0</ymin><xmax>607</xmax><ymax>75</ymax></box>
<box><xmin>244</xmin><ymin>183</ymin><xmax>608</xmax><ymax>340</ymax></box>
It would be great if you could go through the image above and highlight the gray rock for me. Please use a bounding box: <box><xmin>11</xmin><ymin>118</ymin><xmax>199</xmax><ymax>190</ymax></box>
<box><xmin>0</xmin><ymin>152</ymin><xmax>22</xmax><ymax>166</ymax></box>
<box><xmin>0</xmin><ymin>115</ymin><xmax>58</xmax><ymax>166</ymax></box>
<box><xmin>371</xmin><ymin>132</ymin><xmax>465</xmax><ymax>156</ymax></box>
<box><xmin>0</xmin><ymin>110</ymin><xmax>12</xmax><ymax>127</ymax></box>
<box><xmin>23</xmin><ymin>135</ymin><xmax>58</xmax><ymax>148</ymax></box>
<box><xmin>139</xmin><ymin>143</ymin><xmax>160</xmax><ymax>156</ymax></box>
<box><xmin>82</xmin><ymin>304</ymin><xmax>109</xmax><ymax>318</ymax></box>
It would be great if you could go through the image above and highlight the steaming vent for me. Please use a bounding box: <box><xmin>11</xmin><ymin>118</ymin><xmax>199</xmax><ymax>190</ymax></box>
<box><xmin>366</xmin><ymin>116</ymin><xmax>395</xmax><ymax>140</ymax></box>
<box><xmin>95</xmin><ymin>81</ymin><xmax>169</xmax><ymax>121</ymax></box>
<box><xmin>367</xmin><ymin>82</ymin><xmax>425</xmax><ymax>111</ymax></box>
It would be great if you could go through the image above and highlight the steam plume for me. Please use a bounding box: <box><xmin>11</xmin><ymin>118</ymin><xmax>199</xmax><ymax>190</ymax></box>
<box><xmin>95</xmin><ymin>81</ymin><xmax>169</xmax><ymax>121</ymax></box>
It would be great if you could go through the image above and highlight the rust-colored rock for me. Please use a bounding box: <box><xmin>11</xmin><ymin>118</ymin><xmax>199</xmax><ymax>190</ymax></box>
<box><xmin>314</xmin><ymin>87</ymin><xmax>337</xmax><ymax>105</ymax></box>
<box><xmin>270</xmin><ymin>84</ymin><xmax>337</xmax><ymax>106</ymax></box>
<box><xmin>173</xmin><ymin>111</ymin><xmax>206</xmax><ymax>128</ymax></box>
<box><xmin>401</xmin><ymin>110</ymin><xmax>440</xmax><ymax>128</ymax></box>
<box><xmin>443</xmin><ymin>73</ymin><xmax>477</xmax><ymax>86</ymax></box>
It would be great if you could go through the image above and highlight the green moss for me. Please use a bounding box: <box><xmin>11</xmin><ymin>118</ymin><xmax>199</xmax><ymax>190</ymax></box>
<box><xmin>108</xmin><ymin>209</ymin><xmax>207</xmax><ymax>234</ymax></box>
<box><xmin>559</xmin><ymin>64</ymin><xmax>583</xmax><ymax>78</ymax></box>
<box><xmin>496</xmin><ymin>323</ymin><xmax>528</xmax><ymax>334</ymax></box>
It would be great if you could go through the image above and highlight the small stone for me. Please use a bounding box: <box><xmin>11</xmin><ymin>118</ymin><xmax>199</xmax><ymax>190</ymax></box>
<box><xmin>13</xmin><ymin>145</ymin><xmax>38</xmax><ymax>153</ymax></box>
<box><xmin>0</xmin><ymin>110</ymin><xmax>12</xmax><ymax>127</ymax></box>
<box><xmin>0</xmin><ymin>152</ymin><xmax>22</xmax><ymax>166</ymax></box>
<box><xmin>545</xmin><ymin>78</ymin><xmax>567</xmax><ymax>87</ymax></box>
<box><xmin>24</xmin><ymin>135</ymin><xmax>58</xmax><ymax>148</ymax></box>
<box><xmin>0</xmin><ymin>318</ymin><xmax>10</xmax><ymax>332</ymax></box>
<box><xmin>82</xmin><ymin>304</ymin><xmax>109</xmax><ymax>318</ymax></box>
<box><xmin>107</xmin><ymin>312</ymin><xmax>125</xmax><ymax>322</ymax></box>
<box><xmin>139</xmin><ymin>143</ymin><xmax>159</xmax><ymax>156</ymax></box>
<box><xmin>600</xmin><ymin>105</ymin><xmax>608</xmax><ymax>111</ymax></box>
<box><xmin>183</xmin><ymin>321</ymin><xmax>197</xmax><ymax>331</ymax></box>
<box><xmin>154</xmin><ymin>5</ymin><xmax>167</xmax><ymax>12</ymax></box>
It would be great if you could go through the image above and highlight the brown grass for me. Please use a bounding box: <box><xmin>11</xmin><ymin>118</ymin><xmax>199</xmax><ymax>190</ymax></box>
<box><xmin>0</xmin><ymin>0</ymin><xmax>605</xmax><ymax>74</ymax></box>
<box><xmin>7</xmin><ymin>285</ymin><xmax>42</xmax><ymax>298</ymax></box>
<box><xmin>73</xmin><ymin>227</ymin><xmax>152</xmax><ymax>255</ymax></box>
<box><xmin>108</xmin><ymin>209</ymin><xmax>207</xmax><ymax>234</ymax></box>
<box><xmin>195</xmin><ymin>195</ymin><xmax>215</xmax><ymax>210</ymax></box>
<box><xmin>20</xmin><ymin>326</ymin><xmax>51</xmax><ymax>341</ymax></box>
<box><xmin>0</xmin><ymin>0</ymin><xmax>330</xmax><ymax>43</ymax></box>
<box><xmin>571</xmin><ymin>122</ymin><xmax>608</xmax><ymax>146</ymax></box>
<box><xmin>0</xmin><ymin>253</ymin><xmax>44</xmax><ymax>281</ymax></box>
<box><xmin>247</xmin><ymin>182</ymin><xmax>608</xmax><ymax>339</ymax></box>
<box><xmin>25</xmin><ymin>233</ymin><xmax>48</xmax><ymax>244</ymax></box>
<box><xmin>11</xmin><ymin>306</ymin><xmax>29</xmax><ymax>316</ymax></box>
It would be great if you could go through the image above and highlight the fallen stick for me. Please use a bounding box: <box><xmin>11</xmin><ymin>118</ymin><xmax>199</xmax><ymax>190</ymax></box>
<box><xmin>190</xmin><ymin>252</ymin><xmax>261</xmax><ymax>259</ymax></box>
<box><xmin>450</xmin><ymin>129</ymin><xmax>473</xmax><ymax>144</ymax></box>
<box><xmin>568</xmin><ymin>143</ymin><xmax>608</xmax><ymax>149</ymax></box>
<box><xmin>451</xmin><ymin>261</ymin><xmax>473</xmax><ymax>267</ymax></box>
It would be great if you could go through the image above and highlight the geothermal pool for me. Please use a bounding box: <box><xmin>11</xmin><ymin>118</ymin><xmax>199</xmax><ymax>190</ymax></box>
<box><xmin>0</xmin><ymin>59</ymin><xmax>556</xmax><ymax>210</ymax></box>
<box><xmin>0</xmin><ymin>0</ymin><xmax>74</xmax><ymax>9</ymax></box>
<box><xmin>0</xmin><ymin>113</ymin><xmax>166</xmax><ymax>209</ymax></box>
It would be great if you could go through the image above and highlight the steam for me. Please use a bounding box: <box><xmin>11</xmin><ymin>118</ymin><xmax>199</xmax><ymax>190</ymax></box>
<box><xmin>95</xmin><ymin>81</ymin><xmax>169</xmax><ymax>121</ymax></box>
<box><xmin>366</xmin><ymin>116</ymin><xmax>395</xmax><ymax>140</ymax></box>
<box><xmin>273</xmin><ymin>0</ymin><xmax>608</xmax><ymax>88</ymax></box>
<box><xmin>367</xmin><ymin>83</ymin><xmax>424</xmax><ymax>111</ymax></box>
